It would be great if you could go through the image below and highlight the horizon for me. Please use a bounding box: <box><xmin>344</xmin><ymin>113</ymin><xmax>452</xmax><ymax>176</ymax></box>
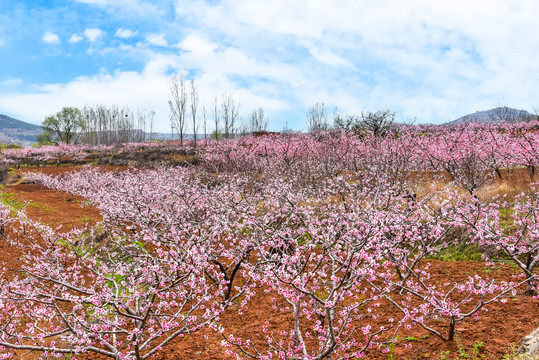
<box><xmin>1</xmin><ymin>1</ymin><xmax>538</xmax><ymax>132</ymax></box>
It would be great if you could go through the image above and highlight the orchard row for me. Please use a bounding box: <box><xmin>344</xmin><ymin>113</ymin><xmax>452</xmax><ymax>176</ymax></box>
<box><xmin>0</xmin><ymin>124</ymin><xmax>537</xmax><ymax>359</ymax></box>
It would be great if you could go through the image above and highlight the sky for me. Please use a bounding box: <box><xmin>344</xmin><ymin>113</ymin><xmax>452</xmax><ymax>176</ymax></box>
<box><xmin>1</xmin><ymin>0</ymin><xmax>538</xmax><ymax>132</ymax></box>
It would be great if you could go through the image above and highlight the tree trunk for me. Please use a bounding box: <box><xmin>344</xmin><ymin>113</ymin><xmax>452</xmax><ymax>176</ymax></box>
<box><xmin>447</xmin><ymin>317</ymin><xmax>456</xmax><ymax>342</ymax></box>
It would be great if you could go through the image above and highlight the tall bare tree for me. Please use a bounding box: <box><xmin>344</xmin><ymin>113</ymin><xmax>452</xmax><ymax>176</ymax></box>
<box><xmin>168</xmin><ymin>74</ymin><xmax>188</xmax><ymax>145</ymax></box>
<box><xmin>213</xmin><ymin>95</ymin><xmax>220</xmax><ymax>139</ymax></box>
<box><xmin>189</xmin><ymin>79</ymin><xmax>199</xmax><ymax>148</ymax></box>
<box><xmin>221</xmin><ymin>93</ymin><xmax>240</xmax><ymax>138</ymax></box>
<box><xmin>359</xmin><ymin>109</ymin><xmax>395</xmax><ymax>137</ymax></box>
<box><xmin>306</xmin><ymin>102</ymin><xmax>328</xmax><ymax>132</ymax></box>
<box><xmin>202</xmin><ymin>105</ymin><xmax>208</xmax><ymax>140</ymax></box>
<box><xmin>489</xmin><ymin>106</ymin><xmax>515</xmax><ymax>123</ymax></box>
<box><xmin>147</xmin><ymin>110</ymin><xmax>155</xmax><ymax>141</ymax></box>
<box><xmin>80</xmin><ymin>105</ymin><xmax>151</xmax><ymax>145</ymax></box>
<box><xmin>249</xmin><ymin>108</ymin><xmax>268</xmax><ymax>133</ymax></box>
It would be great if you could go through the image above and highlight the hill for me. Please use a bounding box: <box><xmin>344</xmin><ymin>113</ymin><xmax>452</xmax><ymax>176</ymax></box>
<box><xmin>0</xmin><ymin>114</ymin><xmax>42</xmax><ymax>146</ymax></box>
<box><xmin>447</xmin><ymin>107</ymin><xmax>536</xmax><ymax>125</ymax></box>
<box><xmin>0</xmin><ymin>114</ymin><xmax>41</xmax><ymax>131</ymax></box>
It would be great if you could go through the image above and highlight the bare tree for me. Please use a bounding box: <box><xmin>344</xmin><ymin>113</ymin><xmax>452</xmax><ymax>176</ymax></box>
<box><xmin>202</xmin><ymin>105</ymin><xmax>208</xmax><ymax>140</ymax></box>
<box><xmin>249</xmin><ymin>108</ymin><xmax>268</xmax><ymax>133</ymax></box>
<box><xmin>146</xmin><ymin>110</ymin><xmax>155</xmax><ymax>141</ymax></box>
<box><xmin>221</xmin><ymin>93</ymin><xmax>240</xmax><ymax>138</ymax></box>
<box><xmin>489</xmin><ymin>106</ymin><xmax>515</xmax><ymax>123</ymax></box>
<box><xmin>488</xmin><ymin>105</ymin><xmax>535</xmax><ymax>123</ymax></box>
<box><xmin>238</xmin><ymin>118</ymin><xmax>249</xmax><ymax>136</ymax></box>
<box><xmin>168</xmin><ymin>74</ymin><xmax>188</xmax><ymax>145</ymax></box>
<box><xmin>81</xmin><ymin>105</ymin><xmax>97</xmax><ymax>145</ymax></box>
<box><xmin>359</xmin><ymin>109</ymin><xmax>395</xmax><ymax>137</ymax></box>
<box><xmin>96</xmin><ymin>104</ymin><xmax>111</xmax><ymax>145</ymax></box>
<box><xmin>306</xmin><ymin>102</ymin><xmax>329</xmax><ymax>132</ymax></box>
<box><xmin>213</xmin><ymin>95</ymin><xmax>220</xmax><ymax>139</ymax></box>
<box><xmin>80</xmin><ymin>105</ymin><xmax>154</xmax><ymax>145</ymax></box>
<box><xmin>333</xmin><ymin>114</ymin><xmax>360</xmax><ymax>132</ymax></box>
<box><xmin>189</xmin><ymin>79</ymin><xmax>199</xmax><ymax>148</ymax></box>
<box><xmin>118</xmin><ymin>108</ymin><xmax>134</xmax><ymax>143</ymax></box>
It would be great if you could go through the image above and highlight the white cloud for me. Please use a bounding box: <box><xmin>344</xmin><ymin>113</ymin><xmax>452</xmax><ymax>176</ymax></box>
<box><xmin>308</xmin><ymin>47</ymin><xmax>353</xmax><ymax>68</ymax></box>
<box><xmin>0</xmin><ymin>50</ymin><xmax>292</xmax><ymax>131</ymax></box>
<box><xmin>68</xmin><ymin>34</ymin><xmax>84</xmax><ymax>43</ymax></box>
<box><xmin>84</xmin><ymin>28</ymin><xmax>104</xmax><ymax>42</ymax></box>
<box><xmin>169</xmin><ymin>0</ymin><xmax>539</xmax><ymax>124</ymax></box>
<box><xmin>42</xmin><ymin>31</ymin><xmax>60</xmax><ymax>44</ymax></box>
<box><xmin>4</xmin><ymin>0</ymin><xmax>539</xmax><ymax>131</ymax></box>
<box><xmin>175</xmin><ymin>35</ymin><xmax>304</xmax><ymax>86</ymax></box>
<box><xmin>115</xmin><ymin>28</ymin><xmax>138</xmax><ymax>39</ymax></box>
<box><xmin>146</xmin><ymin>33</ymin><xmax>168</xmax><ymax>47</ymax></box>
<box><xmin>0</xmin><ymin>56</ymin><xmax>171</xmax><ymax>128</ymax></box>
<box><xmin>0</xmin><ymin>39</ymin><xmax>4</xmax><ymax>47</ymax></box>
<box><xmin>177</xmin><ymin>35</ymin><xmax>217</xmax><ymax>54</ymax></box>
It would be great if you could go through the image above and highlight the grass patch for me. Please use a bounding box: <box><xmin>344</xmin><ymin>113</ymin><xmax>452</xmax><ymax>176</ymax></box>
<box><xmin>432</xmin><ymin>243</ymin><xmax>484</xmax><ymax>262</ymax></box>
<box><xmin>0</xmin><ymin>191</ymin><xmax>51</xmax><ymax>212</ymax></box>
<box><xmin>499</xmin><ymin>207</ymin><xmax>515</xmax><ymax>233</ymax></box>
<box><xmin>0</xmin><ymin>192</ymin><xmax>26</xmax><ymax>210</ymax></box>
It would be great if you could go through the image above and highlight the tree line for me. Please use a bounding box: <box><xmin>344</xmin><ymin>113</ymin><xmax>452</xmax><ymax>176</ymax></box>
<box><xmin>39</xmin><ymin>72</ymin><xmax>538</xmax><ymax>147</ymax></box>
<box><xmin>39</xmin><ymin>105</ymin><xmax>156</xmax><ymax>146</ymax></box>
<box><xmin>167</xmin><ymin>73</ymin><xmax>268</xmax><ymax>145</ymax></box>
<box><xmin>39</xmin><ymin>74</ymin><xmax>270</xmax><ymax>146</ymax></box>
<box><xmin>37</xmin><ymin>73</ymin><xmax>420</xmax><ymax>147</ymax></box>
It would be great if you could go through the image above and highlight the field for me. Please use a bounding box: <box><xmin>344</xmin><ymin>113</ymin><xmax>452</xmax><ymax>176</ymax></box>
<box><xmin>1</xmin><ymin>123</ymin><xmax>539</xmax><ymax>359</ymax></box>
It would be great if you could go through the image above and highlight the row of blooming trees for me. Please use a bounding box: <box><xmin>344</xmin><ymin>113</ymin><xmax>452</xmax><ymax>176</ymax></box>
<box><xmin>0</xmin><ymin>141</ymin><xmax>190</xmax><ymax>168</ymax></box>
<box><xmin>0</xmin><ymin>124</ymin><xmax>538</xmax><ymax>358</ymax></box>
<box><xmin>201</xmin><ymin>121</ymin><xmax>539</xmax><ymax>194</ymax></box>
<box><xmin>5</xmin><ymin>121</ymin><xmax>539</xmax><ymax>189</ymax></box>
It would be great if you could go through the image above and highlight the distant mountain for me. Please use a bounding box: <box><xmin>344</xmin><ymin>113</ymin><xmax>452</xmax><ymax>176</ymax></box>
<box><xmin>0</xmin><ymin>114</ymin><xmax>41</xmax><ymax>131</ymax></box>
<box><xmin>0</xmin><ymin>114</ymin><xmax>42</xmax><ymax>146</ymax></box>
<box><xmin>447</xmin><ymin>107</ymin><xmax>537</xmax><ymax>125</ymax></box>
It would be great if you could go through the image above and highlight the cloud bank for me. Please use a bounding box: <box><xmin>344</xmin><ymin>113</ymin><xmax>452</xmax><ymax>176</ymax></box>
<box><xmin>1</xmin><ymin>0</ymin><xmax>538</xmax><ymax>131</ymax></box>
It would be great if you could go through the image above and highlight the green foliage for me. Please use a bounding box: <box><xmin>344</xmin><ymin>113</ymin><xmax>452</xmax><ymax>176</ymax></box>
<box><xmin>385</xmin><ymin>340</ymin><xmax>396</xmax><ymax>360</ymax></box>
<box><xmin>434</xmin><ymin>243</ymin><xmax>484</xmax><ymax>261</ymax></box>
<box><xmin>439</xmin><ymin>350</ymin><xmax>451</xmax><ymax>360</ymax></box>
<box><xmin>438</xmin><ymin>340</ymin><xmax>486</xmax><ymax>360</ymax></box>
<box><xmin>471</xmin><ymin>341</ymin><xmax>486</xmax><ymax>359</ymax></box>
<box><xmin>210</xmin><ymin>129</ymin><xmax>224</xmax><ymax>139</ymax></box>
<box><xmin>0</xmin><ymin>192</ymin><xmax>25</xmax><ymax>210</ymax></box>
<box><xmin>502</xmin><ymin>343</ymin><xmax>539</xmax><ymax>359</ymax></box>
<box><xmin>0</xmin><ymin>143</ymin><xmax>22</xmax><ymax>149</ymax></box>
<box><xmin>35</xmin><ymin>131</ymin><xmax>57</xmax><ymax>146</ymax></box>
<box><xmin>42</xmin><ymin>106</ymin><xmax>85</xmax><ymax>144</ymax></box>
<box><xmin>499</xmin><ymin>207</ymin><xmax>515</xmax><ymax>233</ymax></box>
<box><xmin>57</xmin><ymin>238</ymin><xmax>86</xmax><ymax>258</ymax></box>
<box><xmin>0</xmin><ymin>192</ymin><xmax>50</xmax><ymax>211</ymax></box>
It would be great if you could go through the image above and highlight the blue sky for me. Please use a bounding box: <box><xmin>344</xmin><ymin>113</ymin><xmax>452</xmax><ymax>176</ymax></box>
<box><xmin>1</xmin><ymin>0</ymin><xmax>538</xmax><ymax>132</ymax></box>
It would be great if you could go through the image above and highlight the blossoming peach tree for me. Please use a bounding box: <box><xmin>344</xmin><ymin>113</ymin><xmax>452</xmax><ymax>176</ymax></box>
<box><xmin>0</xmin><ymin>123</ymin><xmax>537</xmax><ymax>358</ymax></box>
<box><xmin>0</xmin><ymin>169</ymin><xmax>256</xmax><ymax>359</ymax></box>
